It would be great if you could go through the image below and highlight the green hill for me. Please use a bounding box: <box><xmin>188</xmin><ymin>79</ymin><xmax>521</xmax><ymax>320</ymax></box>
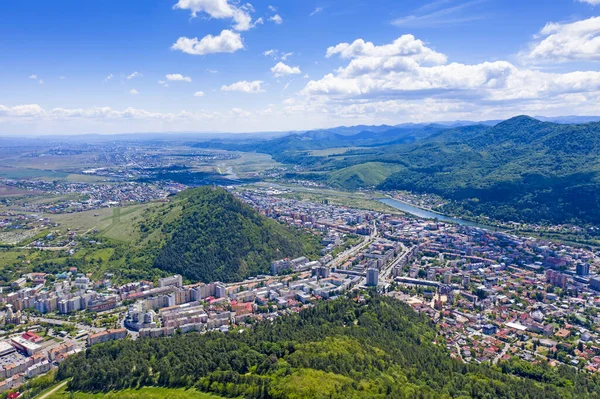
<box><xmin>328</xmin><ymin>162</ymin><xmax>404</xmax><ymax>189</ymax></box>
<box><xmin>57</xmin><ymin>295</ymin><xmax>600</xmax><ymax>398</ymax></box>
<box><xmin>150</xmin><ymin>187</ymin><xmax>321</xmax><ymax>283</ymax></box>
<box><xmin>377</xmin><ymin>116</ymin><xmax>600</xmax><ymax>224</ymax></box>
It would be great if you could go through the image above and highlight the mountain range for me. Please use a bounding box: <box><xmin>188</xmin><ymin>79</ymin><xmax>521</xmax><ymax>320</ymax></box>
<box><xmin>194</xmin><ymin>116</ymin><xmax>600</xmax><ymax>225</ymax></box>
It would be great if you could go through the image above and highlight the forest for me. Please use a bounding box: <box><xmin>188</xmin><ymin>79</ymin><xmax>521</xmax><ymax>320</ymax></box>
<box><xmin>57</xmin><ymin>294</ymin><xmax>600</xmax><ymax>399</ymax></box>
<box><xmin>152</xmin><ymin>187</ymin><xmax>322</xmax><ymax>283</ymax></box>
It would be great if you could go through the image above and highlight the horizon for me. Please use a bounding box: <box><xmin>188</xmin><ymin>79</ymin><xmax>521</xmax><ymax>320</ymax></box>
<box><xmin>2</xmin><ymin>113</ymin><xmax>600</xmax><ymax>138</ymax></box>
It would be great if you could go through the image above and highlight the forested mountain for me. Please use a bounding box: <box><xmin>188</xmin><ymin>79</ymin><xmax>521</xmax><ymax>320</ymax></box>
<box><xmin>57</xmin><ymin>294</ymin><xmax>600</xmax><ymax>398</ymax></box>
<box><xmin>195</xmin><ymin>116</ymin><xmax>600</xmax><ymax>225</ymax></box>
<box><xmin>192</xmin><ymin>124</ymin><xmax>444</xmax><ymax>153</ymax></box>
<box><xmin>377</xmin><ymin>116</ymin><xmax>600</xmax><ymax>224</ymax></box>
<box><xmin>150</xmin><ymin>187</ymin><xmax>321</xmax><ymax>282</ymax></box>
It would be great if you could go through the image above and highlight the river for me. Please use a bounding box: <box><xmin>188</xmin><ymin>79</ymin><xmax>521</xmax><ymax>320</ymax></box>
<box><xmin>378</xmin><ymin>198</ymin><xmax>493</xmax><ymax>230</ymax></box>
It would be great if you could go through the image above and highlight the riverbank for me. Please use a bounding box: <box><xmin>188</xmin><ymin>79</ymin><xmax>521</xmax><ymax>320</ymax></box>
<box><xmin>378</xmin><ymin>197</ymin><xmax>500</xmax><ymax>231</ymax></box>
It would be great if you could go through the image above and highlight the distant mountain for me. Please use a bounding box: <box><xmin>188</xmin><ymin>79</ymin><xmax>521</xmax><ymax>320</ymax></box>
<box><xmin>193</xmin><ymin>125</ymin><xmax>446</xmax><ymax>154</ymax></box>
<box><xmin>150</xmin><ymin>187</ymin><xmax>321</xmax><ymax>282</ymax></box>
<box><xmin>373</xmin><ymin>116</ymin><xmax>600</xmax><ymax>224</ymax></box>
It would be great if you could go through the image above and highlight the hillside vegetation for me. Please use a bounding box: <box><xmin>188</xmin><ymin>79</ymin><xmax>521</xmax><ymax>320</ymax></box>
<box><xmin>57</xmin><ymin>295</ymin><xmax>600</xmax><ymax>398</ymax></box>
<box><xmin>151</xmin><ymin>187</ymin><xmax>321</xmax><ymax>282</ymax></box>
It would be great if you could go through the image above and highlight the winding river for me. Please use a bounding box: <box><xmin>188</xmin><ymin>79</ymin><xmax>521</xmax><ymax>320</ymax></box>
<box><xmin>378</xmin><ymin>198</ymin><xmax>493</xmax><ymax>230</ymax></box>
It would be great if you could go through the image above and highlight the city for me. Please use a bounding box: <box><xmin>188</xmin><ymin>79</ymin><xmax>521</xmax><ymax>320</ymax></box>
<box><xmin>1</xmin><ymin>184</ymin><xmax>600</xmax><ymax>394</ymax></box>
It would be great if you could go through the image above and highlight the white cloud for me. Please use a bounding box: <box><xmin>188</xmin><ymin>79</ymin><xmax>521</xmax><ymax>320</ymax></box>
<box><xmin>129</xmin><ymin>89</ymin><xmax>139</xmax><ymax>95</ymax></box>
<box><xmin>166</xmin><ymin>73</ymin><xmax>192</xmax><ymax>82</ymax></box>
<box><xmin>173</xmin><ymin>0</ymin><xmax>257</xmax><ymax>31</ymax></box>
<box><xmin>171</xmin><ymin>30</ymin><xmax>243</xmax><ymax>55</ymax></box>
<box><xmin>268</xmin><ymin>5</ymin><xmax>277</xmax><ymax>11</ymax></box>
<box><xmin>231</xmin><ymin>107</ymin><xmax>251</xmax><ymax>117</ymax></box>
<box><xmin>0</xmin><ymin>104</ymin><xmax>46</xmax><ymax>118</ymax></box>
<box><xmin>29</xmin><ymin>75</ymin><xmax>43</xmax><ymax>84</ymax></box>
<box><xmin>263</xmin><ymin>49</ymin><xmax>293</xmax><ymax>60</ymax></box>
<box><xmin>158</xmin><ymin>80</ymin><xmax>169</xmax><ymax>87</ymax></box>
<box><xmin>221</xmin><ymin>80</ymin><xmax>265</xmax><ymax>93</ymax></box>
<box><xmin>326</xmin><ymin>34</ymin><xmax>447</xmax><ymax>65</ymax></box>
<box><xmin>523</xmin><ymin>17</ymin><xmax>600</xmax><ymax>62</ymax></box>
<box><xmin>127</xmin><ymin>71</ymin><xmax>142</xmax><ymax>80</ymax></box>
<box><xmin>0</xmin><ymin>104</ymin><xmax>218</xmax><ymax>122</ymax></box>
<box><xmin>577</xmin><ymin>0</ymin><xmax>600</xmax><ymax>4</ymax></box>
<box><xmin>271</xmin><ymin>62</ymin><xmax>301</xmax><ymax>77</ymax></box>
<box><xmin>194</xmin><ymin>91</ymin><xmax>205</xmax><ymax>96</ymax></box>
<box><xmin>298</xmin><ymin>33</ymin><xmax>600</xmax><ymax>122</ymax></box>
<box><xmin>263</xmin><ymin>49</ymin><xmax>277</xmax><ymax>57</ymax></box>
<box><xmin>269</xmin><ymin>14</ymin><xmax>283</xmax><ymax>24</ymax></box>
<box><xmin>59</xmin><ymin>76</ymin><xmax>67</xmax><ymax>80</ymax></box>
<box><xmin>310</xmin><ymin>7</ymin><xmax>323</xmax><ymax>16</ymax></box>
<box><xmin>104</xmin><ymin>74</ymin><xmax>114</xmax><ymax>82</ymax></box>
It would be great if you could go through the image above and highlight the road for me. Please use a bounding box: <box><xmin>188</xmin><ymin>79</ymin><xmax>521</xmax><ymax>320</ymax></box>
<box><xmin>493</xmin><ymin>343</ymin><xmax>510</xmax><ymax>365</ymax></box>
<box><xmin>328</xmin><ymin>223</ymin><xmax>377</xmax><ymax>269</ymax></box>
<box><xmin>379</xmin><ymin>243</ymin><xmax>409</xmax><ymax>282</ymax></box>
<box><xmin>36</xmin><ymin>379</ymin><xmax>69</xmax><ymax>399</ymax></box>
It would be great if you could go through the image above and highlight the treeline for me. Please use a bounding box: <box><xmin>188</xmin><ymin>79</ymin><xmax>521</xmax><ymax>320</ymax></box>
<box><xmin>152</xmin><ymin>187</ymin><xmax>322</xmax><ymax>283</ymax></box>
<box><xmin>57</xmin><ymin>295</ymin><xmax>600</xmax><ymax>398</ymax></box>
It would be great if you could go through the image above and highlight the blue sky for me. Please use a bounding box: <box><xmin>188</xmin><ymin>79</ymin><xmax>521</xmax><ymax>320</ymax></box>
<box><xmin>1</xmin><ymin>0</ymin><xmax>600</xmax><ymax>134</ymax></box>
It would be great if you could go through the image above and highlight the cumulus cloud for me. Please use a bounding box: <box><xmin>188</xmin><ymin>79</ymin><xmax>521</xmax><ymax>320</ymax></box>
<box><xmin>173</xmin><ymin>0</ymin><xmax>258</xmax><ymax>31</ymax></box>
<box><xmin>269</xmin><ymin>14</ymin><xmax>283</xmax><ymax>24</ymax></box>
<box><xmin>271</xmin><ymin>62</ymin><xmax>301</xmax><ymax>77</ymax></box>
<box><xmin>166</xmin><ymin>73</ymin><xmax>192</xmax><ymax>82</ymax></box>
<box><xmin>127</xmin><ymin>71</ymin><xmax>142</xmax><ymax>79</ymax></box>
<box><xmin>221</xmin><ymin>80</ymin><xmax>265</xmax><ymax>93</ymax></box>
<box><xmin>577</xmin><ymin>0</ymin><xmax>600</xmax><ymax>4</ymax></box>
<box><xmin>171</xmin><ymin>30</ymin><xmax>243</xmax><ymax>55</ymax></box>
<box><xmin>523</xmin><ymin>17</ymin><xmax>600</xmax><ymax>62</ymax></box>
<box><xmin>325</xmin><ymin>35</ymin><xmax>447</xmax><ymax>65</ymax></box>
<box><xmin>297</xmin><ymin>33</ymin><xmax>600</xmax><ymax>122</ymax></box>
<box><xmin>129</xmin><ymin>89</ymin><xmax>139</xmax><ymax>95</ymax></box>
<box><xmin>193</xmin><ymin>91</ymin><xmax>205</xmax><ymax>96</ymax></box>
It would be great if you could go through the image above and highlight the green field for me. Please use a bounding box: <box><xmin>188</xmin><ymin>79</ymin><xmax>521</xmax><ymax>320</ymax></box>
<box><xmin>44</xmin><ymin>385</ymin><xmax>227</xmax><ymax>399</ymax></box>
<box><xmin>307</xmin><ymin>147</ymin><xmax>363</xmax><ymax>156</ymax></box>
<box><xmin>50</xmin><ymin>203</ymin><xmax>158</xmax><ymax>243</ymax></box>
<box><xmin>328</xmin><ymin>162</ymin><xmax>404</xmax><ymax>188</ymax></box>
<box><xmin>0</xmin><ymin>167</ymin><xmax>69</xmax><ymax>180</ymax></box>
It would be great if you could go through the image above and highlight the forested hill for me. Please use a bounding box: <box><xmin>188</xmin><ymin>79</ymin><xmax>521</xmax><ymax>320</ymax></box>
<box><xmin>57</xmin><ymin>294</ymin><xmax>600</xmax><ymax>398</ymax></box>
<box><xmin>378</xmin><ymin>116</ymin><xmax>600</xmax><ymax>224</ymax></box>
<box><xmin>150</xmin><ymin>187</ymin><xmax>321</xmax><ymax>283</ymax></box>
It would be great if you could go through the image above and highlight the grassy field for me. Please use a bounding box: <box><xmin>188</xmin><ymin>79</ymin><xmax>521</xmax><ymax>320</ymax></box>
<box><xmin>307</xmin><ymin>147</ymin><xmax>363</xmax><ymax>156</ymax></box>
<box><xmin>327</xmin><ymin>162</ymin><xmax>404</xmax><ymax>188</ymax></box>
<box><xmin>50</xmin><ymin>203</ymin><xmax>157</xmax><ymax>243</ymax></box>
<box><xmin>44</xmin><ymin>385</ymin><xmax>227</xmax><ymax>399</ymax></box>
<box><xmin>0</xmin><ymin>167</ymin><xmax>69</xmax><ymax>180</ymax></box>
